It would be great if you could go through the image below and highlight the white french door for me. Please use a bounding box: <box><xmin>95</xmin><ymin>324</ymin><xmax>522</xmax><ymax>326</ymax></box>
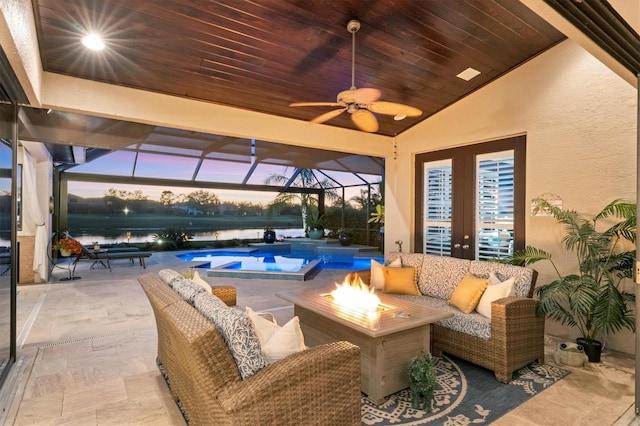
<box><xmin>415</xmin><ymin>136</ymin><xmax>526</xmax><ymax>260</ymax></box>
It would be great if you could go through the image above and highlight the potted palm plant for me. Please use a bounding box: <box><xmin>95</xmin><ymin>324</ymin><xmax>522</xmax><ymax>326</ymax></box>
<box><xmin>500</xmin><ymin>198</ymin><xmax>636</xmax><ymax>362</ymax></box>
<box><xmin>305</xmin><ymin>210</ymin><xmax>325</xmax><ymax>240</ymax></box>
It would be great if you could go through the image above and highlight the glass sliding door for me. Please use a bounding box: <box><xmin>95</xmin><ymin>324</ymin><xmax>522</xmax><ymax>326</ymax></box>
<box><xmin>415</xmin><ymin>135</ymin><xmax>526</xmax><ymax>260</ymax></box>
<box><xmin>0</xmin><ymin>103</ymin><xmax>15</xmax><ymax>389</ymax></box>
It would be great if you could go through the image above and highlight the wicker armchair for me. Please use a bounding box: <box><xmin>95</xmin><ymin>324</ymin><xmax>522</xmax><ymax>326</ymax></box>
<box><xmin>138</xmin><ymin>273</ymin><xmax>361</xmax><ymax>426</ymax></box>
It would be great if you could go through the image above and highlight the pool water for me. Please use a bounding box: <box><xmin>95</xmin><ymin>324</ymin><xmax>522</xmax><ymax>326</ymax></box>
<box><xmin>178</xmin><ymin>249</ymin><xmax>381</xmax><ymax>272</ymax></box>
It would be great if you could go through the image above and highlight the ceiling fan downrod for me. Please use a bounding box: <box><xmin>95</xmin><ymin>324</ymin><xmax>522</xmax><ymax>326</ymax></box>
<box><xmin>347</xmin><ymin>19</ymin><xmax>360</xmax><ymax>91</ymax></box>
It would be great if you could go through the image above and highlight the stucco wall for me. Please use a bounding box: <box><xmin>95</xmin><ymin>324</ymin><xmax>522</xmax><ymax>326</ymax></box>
<box><xmin>391</xmin><ymin>39</ymin><xmax>637</xmax><ymax>354</ymax></box>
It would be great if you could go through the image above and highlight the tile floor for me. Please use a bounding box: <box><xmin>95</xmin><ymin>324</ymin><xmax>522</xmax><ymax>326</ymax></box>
<box><xmin>1</xmin><ymin>250</ymin><xmax>639</xmax><ymax>425</ymax></box>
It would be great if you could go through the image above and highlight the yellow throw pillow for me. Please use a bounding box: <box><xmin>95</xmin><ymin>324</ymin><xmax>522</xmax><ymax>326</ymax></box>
<box><xmin>370</xmin><ymin>257</ymin><xmax>402</xmax><ymax>290</ymax></box>
<box><xmin>382</xmin><ymin>266</ymin><xmax>420</xmax><ymax>295</ymax></box>
<box><xmin>448</xmin><ymin>272</ymin><xmax>489</xmax><ymax>314</ymax></box>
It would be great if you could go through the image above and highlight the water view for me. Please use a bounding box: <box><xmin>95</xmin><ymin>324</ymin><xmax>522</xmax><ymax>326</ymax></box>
<box><xmin>70</xmin><ymin>227</ymin><xmax>308</xmax><ymax>245</ymax></box>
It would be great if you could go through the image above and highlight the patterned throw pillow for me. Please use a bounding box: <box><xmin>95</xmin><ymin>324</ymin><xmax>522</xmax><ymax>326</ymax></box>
<box><xmin>208</xmin><ymin>307</ymin><xmax>268</xmax><ymax>379</ymax></box>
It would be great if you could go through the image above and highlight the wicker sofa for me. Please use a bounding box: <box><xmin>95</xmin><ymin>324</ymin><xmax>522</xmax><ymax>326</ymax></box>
<box><xmin>138</xmin><ymin>271</ymin><xmax>361</xmax><ymax>425</ymax></box>
<box><xmin>374</xmin><ymin>253</ymin><xmax>544</xmax><ymax>383</ymax></box>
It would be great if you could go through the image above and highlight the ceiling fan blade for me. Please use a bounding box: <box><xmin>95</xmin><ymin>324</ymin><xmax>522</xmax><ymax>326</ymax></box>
<box><xmin>351</xmin><ymin>109</ymin><xmax>379</xmax><ymax>133</ymax></box>
<box><xmin>290</xmin><ymin>102</ymin><xmax>342</xmax><ymax>107</ymax></box>
<box><xmin>367</xmin><ymin>101</ymin><xmax>422</xmax><ymax>117</ymax></box>
<box><xmin>338</xmin><ymin>88</ymin><xmax>381</xmax><ymax>104</ymax></box>
<box><xmin>311</xmin><ymin>108</ymin><xmax>346</xmax><ymax>124</ymax></box>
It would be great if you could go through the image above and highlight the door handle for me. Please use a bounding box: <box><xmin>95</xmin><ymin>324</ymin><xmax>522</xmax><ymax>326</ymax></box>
<box><xmin>462</xmin><ymin>244</ymin><xmax>469</xmax><ymax>249</ymax></box>
<box><xmin>453</xmin><ymin>243</ymin><xmax>461</xmax><ymax>249</ymax></box>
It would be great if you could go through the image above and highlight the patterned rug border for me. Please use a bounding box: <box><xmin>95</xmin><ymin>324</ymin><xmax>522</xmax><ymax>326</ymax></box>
<box><xmin>361</xmin><ymin>355</ymin><xmax>570</xmax><ymax>425</ymax></box>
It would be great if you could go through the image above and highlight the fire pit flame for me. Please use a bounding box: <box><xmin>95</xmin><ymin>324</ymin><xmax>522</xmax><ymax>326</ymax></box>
<box><xmin>330</xmin><ymin>272</ymin><xmax>381</xmax><ymax>313</ymax></box>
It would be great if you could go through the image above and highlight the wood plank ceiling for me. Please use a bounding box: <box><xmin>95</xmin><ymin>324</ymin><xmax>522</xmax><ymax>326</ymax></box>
<box><xmin>32</xmin><ymin>0</ymin><xmax>565</xmax><ymax>136</ymax></box>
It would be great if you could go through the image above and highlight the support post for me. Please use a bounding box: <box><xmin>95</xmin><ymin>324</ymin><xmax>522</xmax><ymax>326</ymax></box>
<box><xmin>636</xmin><ymin>72</ymin><xmax>639</xmax><ymax>416</ymax></box>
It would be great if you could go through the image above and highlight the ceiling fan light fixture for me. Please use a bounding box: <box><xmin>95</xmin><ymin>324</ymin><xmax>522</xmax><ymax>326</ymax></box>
<box><xmin>82</xmin><ymin>33</ymin><xmax>105</xmax><ymax>51</ymax></box>
<box><xmin>393</xmin><ymin>114</ymin><xmax>407</xmax><ymax>121</ymax></box>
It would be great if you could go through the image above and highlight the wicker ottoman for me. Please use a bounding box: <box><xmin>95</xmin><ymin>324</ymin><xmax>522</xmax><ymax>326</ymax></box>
<box><xmin>212</xmin><ymin>286</ymin><xmax>237</xmax><ymax>306</ymax></box>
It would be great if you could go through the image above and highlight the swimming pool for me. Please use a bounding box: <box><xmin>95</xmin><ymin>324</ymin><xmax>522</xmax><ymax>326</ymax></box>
<box><xmin>177</xmin><ymin>248</ymin><xmax>381</xmax><ymax>280</ymax></box>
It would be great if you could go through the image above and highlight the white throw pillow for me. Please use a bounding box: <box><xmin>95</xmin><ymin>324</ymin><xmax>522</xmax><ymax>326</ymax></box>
<box><xmin>191</xmin><ymin>271</ymin><xmax>211</xmax><ymax>291</ymax></box>
<box><xmin>246</xmin><ymin>307</ymin><xmax>306</xmax><ymax>363</ymax></box>
<box><xmin>370</xmin><ymin>257</ymin><xmax>402</xmax><ymax>290</ymax></box>
<box><xmin>476</xmin><ymin>274</ymin><xmax>516</xmax><ymax>318</ymax></box>
<box><xmin>246</xmin><ymin>307</ymin><xmax>279</xmax><ymax>346</ymax></box>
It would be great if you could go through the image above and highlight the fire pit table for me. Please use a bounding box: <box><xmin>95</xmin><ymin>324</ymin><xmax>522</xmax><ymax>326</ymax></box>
<box><xmin>277</xmin><ymin>287</ymin><xmax>452</xmax><ymax>403</ymax></box>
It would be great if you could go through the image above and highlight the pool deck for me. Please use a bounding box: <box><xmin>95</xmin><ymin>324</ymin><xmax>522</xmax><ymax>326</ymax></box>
<box><xmin>202</xmin><ymin>239</ymin><xmax>381</xmax><ymax>281</ymax></box>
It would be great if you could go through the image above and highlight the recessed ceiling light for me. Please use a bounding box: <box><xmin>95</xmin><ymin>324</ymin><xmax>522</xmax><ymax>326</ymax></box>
<box><xmin>82</xmin><ymin>33</ymin><xmax>105</xmax><ymax>51</ymax></box>
<box><xmin>456</xmin><ymin>67</ymin><xmax>481</xmax><ymax>81</ymax></box>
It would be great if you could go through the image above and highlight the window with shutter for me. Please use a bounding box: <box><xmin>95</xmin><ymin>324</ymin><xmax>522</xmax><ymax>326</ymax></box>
<box><xmin>424</xmin><ymin>160</ymin><xmax>452</xmax><ymax>256</ymax></box>
<box><xmin>476</xmin><ymin>150</ymin><xmax>515</xmax><ymax>260</ymax></box>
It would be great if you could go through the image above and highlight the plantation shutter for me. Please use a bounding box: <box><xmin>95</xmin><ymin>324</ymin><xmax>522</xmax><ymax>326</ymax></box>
<box><xmin>475</xmin><ymin>150</ymin><xmax>515</xmax><ymax>260</ymax></box>
<box><xmin>423</xmin><ymin>159</ymin><xmax>452</xmax><ymax>256</ymax></box>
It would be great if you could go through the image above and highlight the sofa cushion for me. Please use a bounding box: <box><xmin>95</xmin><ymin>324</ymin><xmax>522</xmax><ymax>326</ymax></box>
<box><xmin>417</xmin><ymin>255</ymin><xmax>472</xmax><ymax>299</ymax></box>
<box><xmin>397</xmin><ymin>253</ymin><xmax>425</xmax><ymax>271</ymax></box>
<box><xmin>370</xmin><ymin>258</ymin><xmax>401</xmax><ymax>290</ymax></box>
<box><xmin>158</xmin><ymin>268</ymin><xmax>183</xmax><ymax>287</ymax></box>
<box><xmin>171</xmin><ymin>275</ymin><xmax>207</xmax><ymax>306</ymax></box>
<box><xmin>448</xmin><ymin>273</ymin><xmax>489</xmax><ymax>314</ymax></box>
<box><xmin>476</xmin><ymin>274</ymin><xmax>515</xmax><ymax>318</ymax></box>
<box><xmin>202</xmin><ymin>305</ymin><xmax>268</xmax><ymax>380</ymax></box>
<box><xmin>469</xmin><ymin>261</ymin><xmax>535</xmax><ymax>298</ymax></box>
<box><xmin>193</xmin><ymin>290</ymin><xmax>227</xmax><ymax>316</ymax></box>
<box><xmin>382</xmin><ymin>266</ymin><xmax>420</xmax><ymax>295</ymax></box>
<box><xmin>391</xmin><ymin>295</ymin><xmax>492</xmax><ymax>340</ymax></box>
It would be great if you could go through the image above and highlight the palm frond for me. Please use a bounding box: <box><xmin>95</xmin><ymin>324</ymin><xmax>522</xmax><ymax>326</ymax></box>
<box><xmin>496</xmin><ymin>245</ymin><xmax>551</xmax><ymax>267</ymax></box>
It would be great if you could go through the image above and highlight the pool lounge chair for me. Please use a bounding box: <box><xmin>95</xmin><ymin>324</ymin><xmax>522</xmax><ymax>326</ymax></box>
<box><xmin>72</xmin><ymin>245</ymin><xmax>152</xmax><ymax>276</ymax></box>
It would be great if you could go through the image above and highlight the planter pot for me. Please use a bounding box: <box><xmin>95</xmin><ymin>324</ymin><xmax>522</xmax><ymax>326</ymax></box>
<box><xmin>308</xmin><ymin>229</ymin><xmax>324</xmax><ymax>240</ymax></box>
<box><xmin>576</xmin><ymin>338</ymin><xmax>603</xmax><ymax>363</ymax></box>
<box><xmin>60</xmin><ymin>249</ymin><xmax>71</xmax><ymax>257</ymax></box>
<box><xmin>263</xmin><ymin>230</ymin><xmax>276</xmax><ymax>244</ymax></box>
<box><xmin>338</xmin><ymin>234</ymin><xmax>352</xmax><ymax>246</ymax></box>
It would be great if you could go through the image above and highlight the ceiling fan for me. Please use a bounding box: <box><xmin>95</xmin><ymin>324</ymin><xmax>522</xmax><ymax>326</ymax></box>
<box><xmin>290</xmin><ymin>19</ymin><xmax>422</xmax><ymax>133</ymax></box>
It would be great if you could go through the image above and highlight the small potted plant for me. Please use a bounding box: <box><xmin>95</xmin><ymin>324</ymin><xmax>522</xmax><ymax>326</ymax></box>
<box><xmin>336</xmin><ymin>228</ymin><xmax>352</xmax><ymax>246</ymax></box>
<box><xmin>263</xmin><ymin>226</ymin><xmax>276</xmax><ymax>244</ymax></box>
<box><xmin>408</xmin><ymin>353</ymin><xmax>436</xmax><ymax>412</ymax></box>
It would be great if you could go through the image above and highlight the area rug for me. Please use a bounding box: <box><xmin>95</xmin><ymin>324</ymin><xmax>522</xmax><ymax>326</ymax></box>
<box><xmin>361</xmin><ymin>355</ymin><xmax>569</xmax><ymax>425</ymax></box>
